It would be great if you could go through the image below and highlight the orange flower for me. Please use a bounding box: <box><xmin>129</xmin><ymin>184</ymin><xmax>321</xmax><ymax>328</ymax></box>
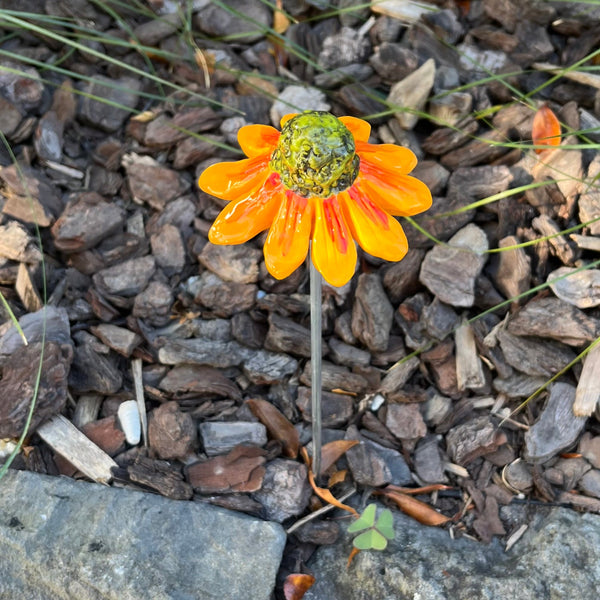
<box><xmin>198</xmin><ymin>111</ymin><xmax>432</xmax><ymax>287</ymax></box>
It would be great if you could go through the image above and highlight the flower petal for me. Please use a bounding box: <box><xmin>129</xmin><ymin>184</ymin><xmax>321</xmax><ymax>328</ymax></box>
<box><xmin>264</xmin><ymin>190</ymin><xmax>313</xmax><ymax>280</ymax></box>
<box><xmin>237</xmin><ymin>124</ymin><xmax>280</xmax><ymax>157</ymax></box>
<box><xmin>356</xmin><ymin>173</ymin><xmax>432</xmax><ymax>217</ymax></box>
<box><xmin>198</xmin><ymin>156</ymin><xmax>271</xmax><ymax>201</ymax></box>
<box><xmin>356</xmin><ymin>141</ymin><xmax>418</xmax><ymax>175</ymax></box>
<box><xmin>280</xmin><ymin>113</ymin><xmax>298</xmax><ymax>128</ymax></box>
<box><xmin>311</xmin><ymin>196</ymin><xmax>357</xmax><ymax>287</ymax></box>
<box><xmin>209</xmin><ymin>173</ymin><xmax>283</xmax><ymax>244</ymax></box>
<box><xmin>339</xmin><ymin>116</ymin><xmax>371</xmax><ymax>143</ymax></box>
<box><xmin>341</xmin><ymin>187</ymin><xmax>408</xmax><ymax>262</ymax></box>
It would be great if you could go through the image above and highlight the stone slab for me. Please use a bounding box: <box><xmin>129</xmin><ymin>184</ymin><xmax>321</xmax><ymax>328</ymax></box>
<box><xmin>0</xmin><ymin>470</ymin><xmax>286</xmax><ymax>600</ymax></box>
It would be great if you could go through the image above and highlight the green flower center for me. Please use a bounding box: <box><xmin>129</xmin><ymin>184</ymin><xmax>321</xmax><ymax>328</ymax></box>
<box><xmin>270</xmin><ymin>111</ymin><xmax>360</xmax><ymax>199</ymax></box>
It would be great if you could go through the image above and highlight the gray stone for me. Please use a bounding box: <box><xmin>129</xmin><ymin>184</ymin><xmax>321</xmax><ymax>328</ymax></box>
<box><xmin>345</xmin><ymin>426</ymin><xmax>392</xmax><ymax>487</ymax></box>
<box><xmin>150</xmin><ymin>224</ymin><xmax>185</xmax><ymax>275</ymax></box>
<box><xmin>198</xmin><ymin>243</ymin><xmax>262</xmax><ymax>284</ymax></box>
<box><xmin>35</xmin><ymin>110</ymin><xmax>63</xmax><ymax>161</ymax></box>
<box><xmin>493</xmin><ymin>372</ymin><xmax>549</xmax><ymax>398</ymax></box>
<box><xmin>0</xmin><ymin>221</ymin><xmax>42</xmax><ymax>263</ymax></box>
<box><xmin>132</xmin><ymin>281</ymin><xmax>173</xmax><ymax>327</ymax></box>
<box><xmin>0</xmin><ymin>96</ymin><xmax>22</xmax><ymax>137</ymax></box>
<box><xmin>507</xmin><ymin>296</ymin><xmax>599</xmax><ymax>346</ymax></box>
<box><xmin>414</xmin><ymin>436</ymin><xmax>446</xmax><ymax>483</ymax></box>
<box><xmin>446</xmin><ymin>165</ymin><xmax>513</xmax><ymax>202</ymax></box>
<box><xmin>365</xmin><ymin>439</ymin><xmax>412</xmax><ymax>486</ymax></box>
<box><xmin>525</xmin><ymin>382</ymin><xmax>587</xmax><ymax>463</ymax></box>
<box><xmin>491</xmin><ymin>236</ymin><xmax>531</xmax><ymax>301</ymax></box>
<box><xmin>264</xmin><ymin>312</ymin><xmax>312</xmax><ymax>358</ymax></box>
<box><xmin>579</xmin><ymin>469</ymin><xmax>600</xmax><ymax>499</ymax></box>
<box><xmin>52</xmin><ymin>192</ymin><xmax>126</xmax><ymax>253</ymax></box>
<box><xmin>328</xmin><ymin>337</ymin><xmax>371</xmax><ymax>368</ymax></box>
<box><xmin>195</xmin><ymin>271</ymin><xmax>257</xmax><ymax>317</ymax></box>
<box><xmin>369</xmin><ymin>43</ymin><xmax>418</xmax><ymax>83</ymax></box>
<box><xmin>252</xmin><ymin>458</ymin><xmax>312</xmax><ymax>522</ymax></box>
<box><xmin>548</xmin><ymin>267</ymin><xmax>600</xmax><ymax>309</ymax></box>
<box><xmin>242</xmin><ymin>350</ymin><xmax>299</xmax><ymax>385</ymax></box>
<box><xmin>194</xmin><ymin>0</ymin><xmax>271</xmax><ymax>44</ymax></box>
<box><xmin>385</xmin><ymin>403</ymin><xmax>427</xmax><ymax>441</ymax></box>
<box><xmin>0</xmin><ymin>61</ymin><xmax>44</xmax><ymax>110</ymax></box>
<box><xmin>428</xmin><ymin>92</ymin><xmax>472</xmax><ymax>127</ymax></box>
<box><xmin>313</xmin><ymin>64</ymin><xmax>373</xmax><ymax>89</ymax></box>
<box><xmin>580</xmin><ymin>433</ymin><xmax>600</xmax><ymax>469</ymax></box>
<box><xmin>422</xmin><ymin>298</ymin><xmax>458</xmax><ymax>341</ymax></box>
<box><xmin>123</xmin><ymin>153</ymin><xmax>188</xmax><ymax>211</ymax></box>
<box><xmin>388</xmin><ymin>58</ymin><xmax>436</xmax><ymax>130</ymax></box>
<box><xmin>351</xmin><ymin>273</ymin><xmax>394</xmax><ymax>353</ymax></box>
<box><xmin>220</xmin><ymin>116</ymin><xmax>248</xmax><ymax>145</ymax></box>
<box><xmin>300</xmin><ymin>360</ymin><xmax>369</xmax><ymax>394</ymax></box>
<box><xmin>0</xmin><ymin>306</ymin><xmax>70</xmax><ymax>360</ymax></box>
<box><xmin>0</xmin><ymin>470</ymin><xmax>284</xmax><ymax>600</ymax></box>
<box><xmin>158</xmin><ymin>338</ymin><xmax>252</xmax><ymax>368</ymax></box>
<box><xmin>304</xmin><ymin>506</ymin><xmax>600</xmax><ymax>600</ymax></box>
<box><xmin>91</xmin><ymin>324</ymin><xmax>142</xmax><ymax>357</ymax></box>
<box><xmin>318</xmin><ymin>27</ymin><xmax>370</xmax><ymax>70</ymax></box>
<box><xmin>379</xmin><ymin>356</ymin><xmax>420</xmax><ymax>395</ymax></box>
<box><xmin>296</xmin><ymin>387</ymin><xmax>354</xmax><ymax>428</ymax></box>
<box><xmin>93</xmin><ymin>256</ymin><xmax>156</xmax><ymax>297</ymax></box>
<box><xmin>497</xmin><ymin>329</ymin><xmax>576</xmax><ymax>378</ymax></box>
<box><xmin>79</xmin><ymin>76</ymin><xmax>141</xmax><ymax>132</ymax></box>
<box><xmin>199</xmin><ymin>421</ymin><xmax>267</xmax><ymax>456</ymax></box>
<box><xmin>422</xmin><ymin>392</ymin><xmax>452</xmax><ymax>427</ymax></box>
<box><xmin>419</xmin><ymin>224</ymin><xmax>488</xmax><ymax>307</ymax></box>
<box><xmin>270</xmin><ymin>86</ymin><xmax>330</xmax><ymax>126</ymax></box>
<box><xmin>446</xmin><ymin>416</ymin><xmax>505</xmax><ymax>466</ymax></box>
<box><xmin>457</xmin><ymin>42</ymin><xmax>508</xmax><ymax>75</ymax></box>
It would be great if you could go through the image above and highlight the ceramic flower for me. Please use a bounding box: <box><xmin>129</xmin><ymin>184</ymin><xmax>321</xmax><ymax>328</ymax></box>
<box><xmin>198</xmin><ymin>111</ymin><xmax>432</xmax><ymax>287</ymax></box>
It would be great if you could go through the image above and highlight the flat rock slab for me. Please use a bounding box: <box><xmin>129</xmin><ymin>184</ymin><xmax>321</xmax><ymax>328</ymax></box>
<box><xmin>305</xmin><ymin>506</ymin><xmax>600</xmax><ymax>600</ymax></box>
<box><xmin>0</xmin><ymin>470</ymin><xmax>286</xmax><ymax>600</ymax></box>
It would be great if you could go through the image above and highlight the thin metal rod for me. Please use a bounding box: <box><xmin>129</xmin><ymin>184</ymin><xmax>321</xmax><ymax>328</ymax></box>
<box><xmin>309</xmin><ymin>251</ymin><xmax>322</xmax><ymax>478</ymax></box>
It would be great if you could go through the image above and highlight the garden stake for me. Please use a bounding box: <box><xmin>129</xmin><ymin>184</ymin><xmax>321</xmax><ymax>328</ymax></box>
<box><xmin>309</xmin><ymin>252</ymin><xmax>322</xmax><ymax>478</ymax></box>
<box><xmin>198</xmin><ymin>111</ymin><xmax>432</xmax><ymax>483</ymax></box>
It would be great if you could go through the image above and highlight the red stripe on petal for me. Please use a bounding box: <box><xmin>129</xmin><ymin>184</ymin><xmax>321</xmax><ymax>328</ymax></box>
<box><xmin>323</xmin><ymin>196</ymin><xmax>349</xmax><ymax>254</ymax></box>
<box><xmin>347</xmin><ymin>185</ymin><xmax>389</xmax><ymax>229</ymax></box>
<box><xmin>280</xmin><ymin>190</ymin><xmax>310</xmax><ymax>256</ymax></box>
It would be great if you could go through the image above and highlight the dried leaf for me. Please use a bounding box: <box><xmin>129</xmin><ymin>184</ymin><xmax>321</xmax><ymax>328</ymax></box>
<box><xmin>247</xmin><ymin>398</ymin><xmax>299</xmax><ymax>458</ymax></box>
<box><xmin>186</xmin><ymin>445</ymin><xmax>266</xmax><ymax>494</ymax></box>
<box><xmin>331</xmin><ymin>388</ymin><xmax>357</xmax><ymax>396</ymax></box>
<box><xmin>301</xmin><ymin>447</ymin><xmax>358</xmax><ymax>517</ymax></box>
<box><xmin>532</xmin><ymin>105</ymin><xmax>561</xmax><ymax>154</ymax></box>
<box><xmin>328</xmin><ymin>469</ymin><xmax>348</xmax><ymax>487</ymax></box>
<box><xmin>347</xmin><ymin>546</ymin><xmax>361</xmax><ymax>568</ymax></box>
<box><xmin>385</xmin><ymin>483</ymin><xmax>452</xmax><ymax>495</ymax></box>
<box><xmin>320</xmin><ymin>439</ymin><xmax>359</xmax><ymax>474</ymax></box>
<box><xmin>375</xmin><ymin>487</ymin><xmax>450</xmax><ymax>526</ymax></box>
<box><xmin>273</xmin><ymin>0</ymin><xmax>290</xmax><ymax>34</ymax></box>
<box><xmin>283</xmin><ymin>574</ymin><xmax>315</xmax><ymax>600</ymax></box>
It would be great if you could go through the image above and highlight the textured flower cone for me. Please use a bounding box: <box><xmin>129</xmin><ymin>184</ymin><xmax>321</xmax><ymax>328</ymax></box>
<box><xmin>198</xmin><ymin>111</ymin><xmax>432</xmax><ymax>287</ymax></box>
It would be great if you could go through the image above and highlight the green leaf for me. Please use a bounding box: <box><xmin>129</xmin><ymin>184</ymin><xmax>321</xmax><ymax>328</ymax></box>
<box><xmin>375</xmin><ymin>509</ymin><xmax>395</xmax><ymax>541</ymax></box>
<box><xmin>353</xmin><ymin>529</ymin><xmax>389</xmax><ymax>551</ymax></box>
<box><xmin>347</xmin><ymin>503</ymin><xmax>376</xmax><ymax>533</ymax></box>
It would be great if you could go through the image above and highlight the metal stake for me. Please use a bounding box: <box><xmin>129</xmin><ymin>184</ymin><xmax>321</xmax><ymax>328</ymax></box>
<box><xmin>309</xmin><ymin>250</ymin><xmax>322</xmax><ymax>478</ymax></box>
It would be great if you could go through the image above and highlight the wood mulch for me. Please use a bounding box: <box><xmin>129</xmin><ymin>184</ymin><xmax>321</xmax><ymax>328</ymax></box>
<box><xmin>2</xmin><ymin>0</ymin><xmax>600</xmax><ymax>595</ymax></box>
